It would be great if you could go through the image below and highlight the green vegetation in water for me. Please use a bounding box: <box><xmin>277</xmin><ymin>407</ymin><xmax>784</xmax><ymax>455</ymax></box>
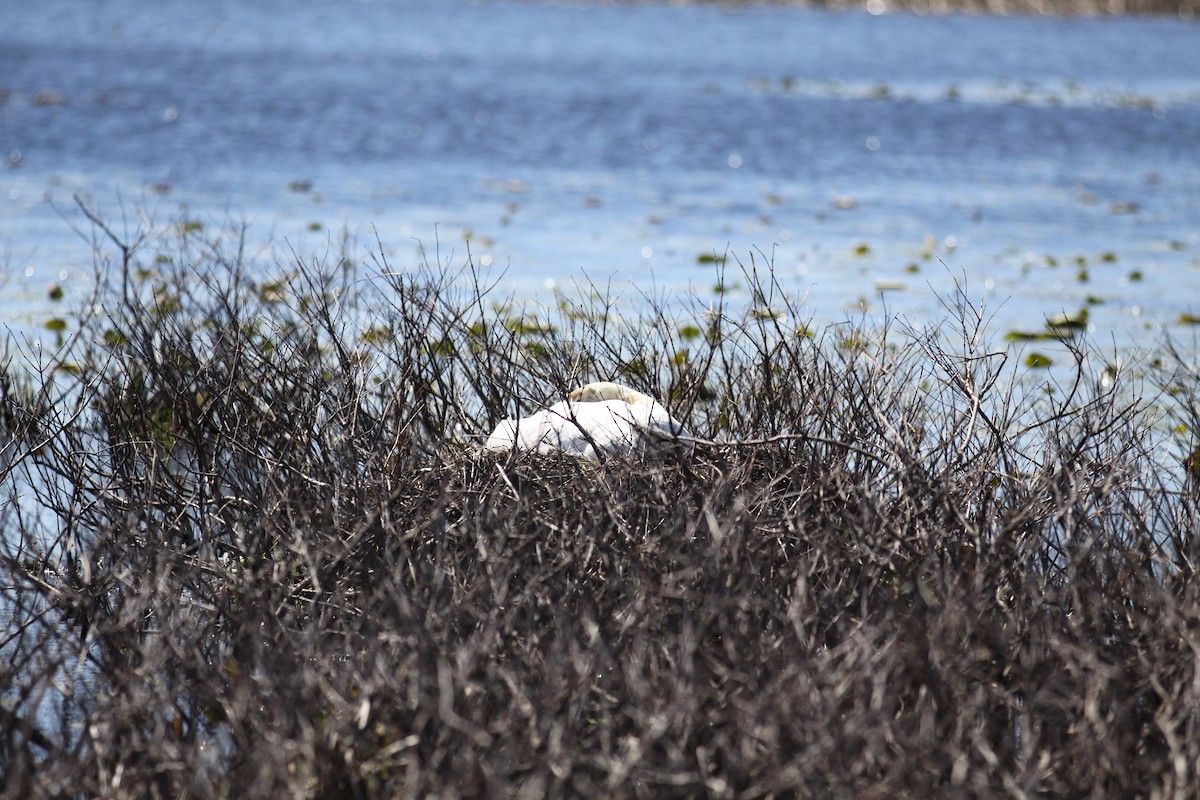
<box><xmin>1025</xmin><ymin>352</ymin><xmax>1054</xmax><ymax>368</ymax></box>
<box><xmin>1006</xmin><ymin>331</ymin><xmax>1052</xmax><ymax>343</ymax></box>
<box><xmin>44</xmin><ymin>317</ymin><xmax>68</xmax><ymax>345</ymax></box>
<box><xmin>358</xmin><ymin>324</ymin><xmax>391</xmax><ymax>345</ymax></box>
<box><xmin>1046</xmin><ymin>309</ymin><xmax>1089</xmax><ymax>332</ymax></box>
<box><xmin>1005</xmin><ymin>309</ymin><xmax>1089</xmax><ymax>344</ymax></box>
<box><xmin>1186</xmin><ymin>449</ymin><xmax>1200</xmax><ymax>481</ymax></box>
<box><xmin>504</xmin><ymin>316</ymin><xmax>557</xmax><ymax>337</ymax></box>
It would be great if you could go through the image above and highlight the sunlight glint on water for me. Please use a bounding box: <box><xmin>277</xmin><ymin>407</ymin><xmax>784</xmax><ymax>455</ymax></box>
<box><xmin>1</xmin><ymin>0</ymin><xmax>1198</xmax><ymax>360</ymax></box>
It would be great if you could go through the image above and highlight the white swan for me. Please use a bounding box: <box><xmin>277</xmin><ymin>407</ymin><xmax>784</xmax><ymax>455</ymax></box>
<box><xmin>486</xmin><ymin>381</ymin><xmax>692</xmax><ymax>460</ymax></box>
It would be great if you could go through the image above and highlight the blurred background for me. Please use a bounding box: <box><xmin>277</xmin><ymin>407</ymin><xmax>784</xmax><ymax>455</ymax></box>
<box><xmin>2</xmin><ymin>0</ymin><xmax>1198</xmax><ymax>355</ymax></box>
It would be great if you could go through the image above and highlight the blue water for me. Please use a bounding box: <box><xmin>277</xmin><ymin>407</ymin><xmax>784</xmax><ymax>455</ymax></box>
<box><xmin>2</xmin><ymin>0</ymin><xmax>1199</xmax><ymax>353</ymax></box>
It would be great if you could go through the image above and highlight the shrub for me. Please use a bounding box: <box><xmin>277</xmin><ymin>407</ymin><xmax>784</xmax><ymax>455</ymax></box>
<box><xmin>2</xmin><ymin>219</ymin><xmax>1198</xmax><ymax>798</ymax></box>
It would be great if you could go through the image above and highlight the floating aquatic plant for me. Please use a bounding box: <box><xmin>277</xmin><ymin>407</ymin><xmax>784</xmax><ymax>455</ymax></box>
<box><xmin>1005</xmin><ymin>331</ymin><xmax>1053</xmax><ymax>343</ymax></box>
<box><xmin>1046</xmin><ymin>309</ymin><xmax>1089</xmax><ymax>332</ymax></box>
<box><xmin>1025</xmin><ymin>352</ymin><xmax>1053</xmax><ymax>368</ymax></box>
<box><xmin>504</xmin><ymin>316</ymin><xmax>556</xmax><ymax>337</ymax></box>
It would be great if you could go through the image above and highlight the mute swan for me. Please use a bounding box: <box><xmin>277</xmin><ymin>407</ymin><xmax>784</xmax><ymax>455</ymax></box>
<box><xmin>486</xmin><ymin>381</ymin><xmax>692</xmax><ymax>460</ymax></box>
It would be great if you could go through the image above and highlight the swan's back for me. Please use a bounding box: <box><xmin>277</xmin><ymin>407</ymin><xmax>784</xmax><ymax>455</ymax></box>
<box><xmin>485</xmin><ymin>383</ymin><xmax>691</xmax><ymax>460</ymax></box>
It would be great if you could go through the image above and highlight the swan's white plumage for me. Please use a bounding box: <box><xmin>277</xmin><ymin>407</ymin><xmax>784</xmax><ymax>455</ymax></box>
<box><xmin>486</xmin><ymin>382</ymin><xmax>692</xmax><ymax>460</ymax></box>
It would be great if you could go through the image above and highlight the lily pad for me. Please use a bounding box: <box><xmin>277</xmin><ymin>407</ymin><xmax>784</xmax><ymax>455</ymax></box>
<box><xmin>505</xmin><ymin>317</ymin><xmax>556</xmax><ymax>337</ymax></box>
<box><xmin>1005</xmin><ymin>331</ymin><xmax>1052</xmax><ymax>343</ymax></box>
<box><xmin>1186</xmin><ymin>448</ymin><xmax>1200</xmax><ymax>482</ymax></box>
<box><xmin>1025</xmin><ymin>352</ymin><xmax>1053</xmax><ymax>368</ymax></box>
<box><xmin>1046</xmin><ymin>309</ymin><xmax>1088</xmax><ymax>331</ymax></box>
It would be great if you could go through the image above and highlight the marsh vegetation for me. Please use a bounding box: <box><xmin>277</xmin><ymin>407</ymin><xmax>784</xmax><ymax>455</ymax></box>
<box><xmin>2</xmin><ymin>218</ymin><xmax>1200</xmax><ymax>797</ymax></box>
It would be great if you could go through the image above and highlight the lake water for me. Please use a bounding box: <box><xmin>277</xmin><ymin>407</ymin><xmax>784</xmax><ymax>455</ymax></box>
<box><xmin>2</xmin><ymin>0</ymin><xmax>1199</xmax><ymax>358</ymax></box>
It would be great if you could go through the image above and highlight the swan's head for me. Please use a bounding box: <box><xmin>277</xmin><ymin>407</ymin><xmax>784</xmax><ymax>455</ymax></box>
<box><xmin>569</xmin><ymin>381</ymin><xmax>650</xmax><ymax>405</ymax></box>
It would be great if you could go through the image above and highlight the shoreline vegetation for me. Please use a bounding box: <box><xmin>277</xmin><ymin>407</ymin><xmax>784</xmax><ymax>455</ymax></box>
<box><xmin>3</xmin><ymin>214</ymin><xmax>1200</xmax><ymax>797</ymax></box>
<box><xmin>646</xmin><ymin>0</ymin><xmax>1199</xmax><ymax>15</ymax></box>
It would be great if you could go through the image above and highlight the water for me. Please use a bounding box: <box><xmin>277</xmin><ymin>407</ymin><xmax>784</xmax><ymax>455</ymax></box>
<box><xmin>2</xmin><ymin>0</ymin><xmax>1199</xmax><ymax>355</ymax></box>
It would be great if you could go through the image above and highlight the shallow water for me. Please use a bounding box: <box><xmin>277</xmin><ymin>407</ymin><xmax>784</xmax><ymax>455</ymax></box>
<box><xmin>2</xmin><ymin>0</ymin><xmax>1199</xmax><ymax>359</ymax></box>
